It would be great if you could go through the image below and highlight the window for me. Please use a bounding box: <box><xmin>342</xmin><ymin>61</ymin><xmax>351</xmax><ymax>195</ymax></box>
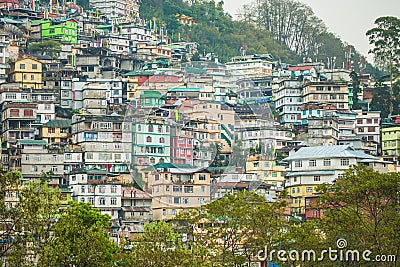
<box><xmin>30</xmin><ymin>75</ymin><xmax>34</xmax><ymax>80</ymax></box>
<box><xmin>294</xmin><ymin>160</ymin><xmax>302</xmax><ymax>167</ymax></box>
<box><xmin>111</xmin><ymin>185</ymin><xmax>117</xmax><ymax>193</ymax></box>
<box><xmin>99</xmin><ymin>197</ymin><xmax>106</xmax><ymax>205</ymax></box>
<box><xmin>111</xmin><ymin>197</ymin><xmax>117</xmax><ymax>205</ymax></box>
<box><xmin>272</xmin><ymin>172</ymin><xmax>277</xmax><ymax>178</ymax></box>
<box><xmin>173</xmin><ymin>186</ymin><xmax>181</xmax><ymax>192</ymax></box>
<box><xmin>174</xmin><ymin>197</ymin><xmax>180</xmax><ymax>204</ymax></box>
<box><xmin>81</xmin><ymin>186</ymin><xmax>85</xmax><ymax>193</ymax></box>
<box><xmin>309</xmin><ymin>160</ymin><xmax>316</xmax><ymax>167</ymax></box>
<box><xmin>159</xmin><ymin>137</ymin><xmax>165</xmax><ymax>143</ymax></box>
<box><xmin>184</xmin><ymin>186</ymin><xmax>193</xmax><ymax>193</ymax></box>
<box><xmin>314</xmin><ymin>176</ymin><xmax>321</xmax><ymax>182</ymax></box>
<box><xmin>88</xmin><ymin>185</ymin><xmax>94</xmax><ymax>193</ymax></box>
<box><xmin>99</xmin><ymin>185</ymin><xmax>106</xmax><ymax>193</ymax></box>
<box><xmin>323</xmin><ymin>159</ymin><xmax>331</xmax><ymax>166</ymax></box>
<box><xmin>158</xmin><ymin>125</ymin><xmax>162</xmax><ymax>133</ymax></box>
<box><xmin>89</xmin><ymin>197</ymin><xmax>94</xmax><ymax>205</ymax></box>
<box><xmin>182</xmin><ymin>197</ymin><xmax>189</xmax><ymax>204</ymax></box>
<box><xmin>5</xmin><ymin>93</ymin><xmax>16</xmax><ymax>99</ymax></box>
<box><xmin>80</xmin><ymin>197</ymin><xmax>85</xmax><ymax>203</ymax></box>
<box><xmin>340</xmin><ymin>158</ymin><xmax>349</xmax><ymax>166</ymax></box>
<box><xmin>306</xmin><ymin>187</ymin><xmax>313</xmax><ymax>193</ymax></box>
<box><xmin>146</xmin><ymin>136</ymin><xmax>152</xmax><ymax>142</ymax></box>
<box><xmin>51</xmin><ymin>166</ymin><xmax>58</xmax><ymax>172</ymax></box>
<box><xmin>20</xmin><ymin>64</ymin><xmax>25</xmax><ymax>69</ymax></box>
<box><xmin>368</xmin><ymin>127</ymin><xmax>375</xmax><ymax>132</ymax></box>
<box><xmin>24</xmin><ymin>110</ymin><xmax>33</xmax><ymax>116</ymax></box>
<box><xmin>148</xmin><ymin>125</ymin><xmax>153</xmax><ymax>132</ymax></box>
<box><xmin>199</xmin><ymin>174</ymin><xmax>206</xmax><ymax>181</ymax></box>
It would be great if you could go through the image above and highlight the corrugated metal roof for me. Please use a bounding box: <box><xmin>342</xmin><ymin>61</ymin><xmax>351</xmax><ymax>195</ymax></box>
<box><xmin>284</xmin><ymin>145</ymin><xmax>378</xmax><ymax>161</ymax></box>
<box><xmin>17</xmin><ymin>139</ymin><xmax>47</xmax><ymax>145</ymax></box>
<box><xmin>43</xmin><ymin>119</ymin><xmax>71</xmax><ymax>128</ymax></box>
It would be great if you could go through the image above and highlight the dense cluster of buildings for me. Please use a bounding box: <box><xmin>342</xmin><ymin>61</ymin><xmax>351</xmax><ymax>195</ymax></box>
<box><xmin>0</xmin><ymin>0</ymin><xmax>399</xmax><ymax>242</ymax></box>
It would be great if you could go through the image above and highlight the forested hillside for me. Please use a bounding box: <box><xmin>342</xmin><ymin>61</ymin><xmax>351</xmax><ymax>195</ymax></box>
<box><xmin>140</xmin><ymin>0</ymin><xmax>378</xmax><ymax>73</ymax></box>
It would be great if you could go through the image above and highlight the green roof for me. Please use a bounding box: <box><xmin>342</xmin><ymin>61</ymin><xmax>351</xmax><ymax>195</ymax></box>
<box><xmin>123</xmin><ymin>70</ymin><xmax>155</xmax><ymax>76</ymax></box>
<box><xmin>43</xmin><ymin>119</ymin><xmax>71</xmax><ymax>128</ymax></box>
<box><xmin>168</xmin><ymin>87</ymin><xmax>200</xmax><ymax>92</ymax></box>
<box><xmin>17</xmin><ymin>140</ymin><xmax>47</xmax><ymax>145</ymax></box>
<box><xmin>140</xmin><ymin>91</ymin><xmax>162</xmax><ymax>97</ymax></box>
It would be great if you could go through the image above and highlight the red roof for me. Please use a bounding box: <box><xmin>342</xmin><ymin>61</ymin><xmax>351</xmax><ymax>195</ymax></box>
<box><xmin>289</xmin><ymin>66</ymin><xmax>314</xmax><ymax>71</ymax></box>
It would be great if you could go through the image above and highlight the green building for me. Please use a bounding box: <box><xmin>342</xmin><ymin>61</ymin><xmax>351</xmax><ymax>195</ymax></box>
<box><xmin>382</xmin><ymin>126</ymin><xmax>400</xmax><ymax>163</ymax></box>
<box><xmin>32</xmin><ymin>18</ymin><xmax>78</xmax><ymax>44</ymax></box>
<box><xmin>139</xmin><ymin>91</ymin><xmax>165</xmax><ymax>108</ymax></box>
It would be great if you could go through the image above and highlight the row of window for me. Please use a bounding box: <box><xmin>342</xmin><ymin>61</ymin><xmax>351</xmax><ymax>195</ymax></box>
<box><xmin>80</xmin><ymin>197</ymin><xmax>117</xmax><ymax>205</ymax></box>
<box><xmin>294</xmin><ymin>158</ymin><xmax>349</xmax><ymax>167</ymax></box>
<box><xmin>80</xmin><ymin>185</ymin><xmax>118</xmax><ymax>193</ymax></box>
<box><xmin>137</xmin><ymin>124</ymin><xmax>168</xmax><ymax>133</ymax></box>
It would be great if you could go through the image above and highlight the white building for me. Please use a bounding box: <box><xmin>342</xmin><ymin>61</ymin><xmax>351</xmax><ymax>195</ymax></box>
<box><xmin>273</xmin><ymin>79</ymin><xmax>303</xmax><ymax>127</ymax></box>
<box><xmin>284</xmin><ymin>145</ymin><xmax>389</xmax><ymax>218</ymax></box>
<box><xmin>354</xmin><ymin>110</ymin><xmax>381</xmax><ymax>155</ymax></box>
<box><xmin>69</xmin><ymin>169</ymin><xmax>122</xmax><ymax>219</ymax></box>
<box><xmin>0</xmin><ymin>32</ymin><xmax>10</xmax><ymax>84</ymax></box>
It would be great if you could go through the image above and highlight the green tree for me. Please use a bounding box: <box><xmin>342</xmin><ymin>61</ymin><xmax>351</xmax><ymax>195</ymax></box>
<box><xmin>183</xmin><ymin>191</ymin><xmax>289</xmax><ymax>266</ymax></box>
<box><xmin>367</xmin><ymin>16</ymin><xmax>400</xmax><ymax>114</ymax></box>
<box><xmin>191</xmin><ymin>52</ymin><xmax>201</xmax><ymax>61</ymax></box>
<box><xmin>126</xmin><ymin>221</ymin><xmax>196</xmax><ymax>266</ymax></box>
<box><xmin>28</xmin><ymin>40</ymin><xmax>61</xmax><ymax>59</ymax></box>
<box><xmin>38</xmin><ymin>202</ymin><xmax>118</xmax><ymax>267</ymax></box>
<box><xmin>317</xmin><ymin>165</ymin><xmax>400</xmax><ymax>265</ymax></box>
<box><xmin>6</xmin><ymin>180</ymin><xmax>61</xmax><ymax>267</ymax></box>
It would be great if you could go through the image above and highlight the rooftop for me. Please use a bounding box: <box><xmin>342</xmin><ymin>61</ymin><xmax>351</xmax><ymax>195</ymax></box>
<box><xmin>284</xmin><ymin>145</ymin><xmax>378</xmax><ymax>161</ymax></box>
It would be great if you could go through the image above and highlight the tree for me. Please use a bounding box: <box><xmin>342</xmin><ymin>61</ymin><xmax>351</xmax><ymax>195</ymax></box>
<box><xmin>367</xmin><ymin>16</ymin><xmax>400</xmax><ymax>114</ymax></box>
<box><xmin>126</xmin><ymin>221</ymin><xmax>196</xmax><ymax>266</ymax></box>
<box><xmin>317</xmin><ymin>165</ymin><xmax>400</xmax><ymax>264</ymax></box>
<box><xmin>182</xmin><ymin>191</ymin><xmax>290</xmax><ymax>266</ymax></box>
<box><xmin>27</xmin><ymin>40</ymin><xmax>61</xmax><ymax>59</ymax></box>
<box><xmin>38</xmin><ymin>202</ymin><xmax>118</xmax><ymax>266</ymax></box>
<box><xmin>191</xmin><ymin>52</ymin><xmax>201</xmax><ymax>61</ymax></box>
<box><xmin>5</xmin><ymin>179</ymin><xmax>61</xmax><ymax>267</ymax></box>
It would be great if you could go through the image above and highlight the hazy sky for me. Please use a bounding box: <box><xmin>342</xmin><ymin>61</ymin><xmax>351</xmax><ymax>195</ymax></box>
<box><xmin>224</xmin><ymin>0</ymin><xmax>400</xmax><ymax>63</ymax></box>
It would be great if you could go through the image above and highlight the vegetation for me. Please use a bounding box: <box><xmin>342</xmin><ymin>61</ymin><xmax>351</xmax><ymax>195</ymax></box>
<box><xmin>367</xmin><ymin>16</ymin><xmax>400</xmax><ymax>115</ymax></box>
<box><xmin>0</xmin><ymin>166</ymin><xmax>399</xmax><ymax>266</ymax></box>
<box><xmin>27</xmin><ymin>40</ymin><xmax>61</xmax><ymax>59</ymax></box>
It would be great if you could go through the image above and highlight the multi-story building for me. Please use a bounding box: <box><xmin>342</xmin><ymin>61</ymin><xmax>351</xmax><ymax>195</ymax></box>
<box><xmin>1</xmin><ymin>102</ymin><xmax>37</xmax><ymax>147</ymax></box>
<box><xmin>246</xmin><ymin>155</ymin><xmax>285</xmax><ymax>190</ymax></box>
<box><xmin>381</xmin><ymin>126</ymin><xmax>400</xmax><ymax>163</ymax></box>
<box><xmin>120</xmin><ymin>187</ymin><xmax>153</xmax><ymax>226</ymax></box>
<box><xmin>306</xmin><ymin>115</ymin><xmax>339</xmax><ymax>146</ymax></box>
<box><xmin>40</xmin><ymin>119</ymin><xmax>71</xmax><ymax>144</ymax></box>
<box><xmin>31</xmin><ymin>19</ymin><xmax>78</xmax><ymax>44</ymax></box>
<box><xmin>89</xmin><ymin>0</ymin><xmax>140</xmax><ymax>20</ymax></box>
<box><xmin>302</xmin><ymin>81</ymin><xmax>349</xmax><ymax>110</ymax></box>
<box><xmin>9</xmin><ymin>57</ymin><xmax>43</xmax><ymax>89</ymax></box>
<box><xmin>71</xmin><ymin>114</ymin><xmax>131</xmax><ymax>173</ymax></box>
<box><xmin>284</xmin><ymin>145</ymin><xmax>389</xmax><ymax>219</ymax></box>
<box><xmin>142</xmin><ymin>162</ymin><xmax>211</xmax><ymax>220</ymax></box>
<box><xmin>131</xmin><ymin>116</ymin><xmax>171</xmax><ymax>166</ymax></box>
<box><xmin>355</xmin><ymin>110</ymin><xmax>381</xmax><ymax>155</ymax></box>
<box><xmin>0</xmin><ymin>31</ymin><xmax>10</xmax><ymax>83</ymax></box>
<box><xmin>273</xmin><ymin>79</ymin><xmax>303</xmax><ymax>127</ymax></box>
<box><xmin>19</xmin><ymin>141</ymin><xmax>65</xmax><ymax>185</ymax></box>
<box><xmin>226</xmin><ymin>54</ymin><xmax>274</xmax><ymax>80</ymax></box>
<box><xmin>69</xmin><ymin>169</ymin><xmax>122</xmax><ymax>219</ymax></box>
<box><xmin>170</xmin><ymin>124</ymin><xmax>194</xmax><ymax>165</ymax></box>
<box><xmin>82</xmin><ymin>80</ymin><xmax>124</xmax><ymax>115</ymax></box>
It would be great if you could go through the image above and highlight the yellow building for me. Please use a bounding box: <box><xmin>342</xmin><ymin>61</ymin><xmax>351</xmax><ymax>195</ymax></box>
<box><xmin>10</xmin><ymin>57</ymin><xmax>43</xmax><ymax>89</ymax></box>
<box><xmin>40</xmin><ymin>119</ymin><xmax>71</xmax><ymax>144</ymax></box>
<box><xmin>246</xmin><ymin>156</ymin><xmax>285</xmax><ymax>190</ymax></box>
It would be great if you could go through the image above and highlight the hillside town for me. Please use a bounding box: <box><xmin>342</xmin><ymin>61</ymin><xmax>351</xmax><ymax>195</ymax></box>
<box><xmin>0</xmin><ymin>0</ymin><xmax>399</xmax><ymax>261</ymax></box>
